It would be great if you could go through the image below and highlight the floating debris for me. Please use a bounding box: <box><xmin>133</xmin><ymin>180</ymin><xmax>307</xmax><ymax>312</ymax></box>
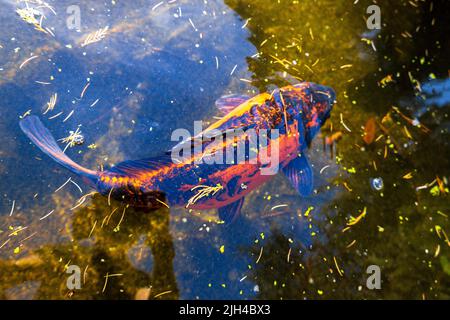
<box><xmin>90</xmin><ymin>98</ymin><xmax>100</xmax><ymax>107</ymax></box>
<box><xmin>346</xmin><ymin>240</ymin><xmax>357</xmax><ymax>248</ymax></box>
<box><xmin>81</xmin><ymin>26</ymin><xmax>109</xmax><ymax>47</ymax></box>
<box><xmin>156</xmin><ymin>198</ymin><xmax>170</xmax><ymax>208</ymax></box>
<box><xmin>48</xmin><ymin>111</ymin><xmax>63</xmax><ymax>119</ymax></box>
<box><xmin>215</xmin><ymin>56</ymin><xmax>219</xmax><ymax>69</ymax></box>
<box><xmin>434</xmin><ymin>245</ymin><xmax>441</xmax><ymax>258</ymax></box>
<box><xmin>153</xmin><ymin>290</ymin><xmax>173</xmax><ymax>299</ymax></box>
<box><xmin>35</xmin><ymin>80</ymin><xmax>51</xmax><ymax>85</ymax></box>
<box><xmin>370</xmin><ymin>177</ymin><xmax>384</xmax><ymax>191</ymax></box>
<box><xmin>102</xmin><ymin>273</ymin><xmax>123</xmax><ymax>293</ymax></box>
<box><xmin>114</xmin><ymin>206</ymin><xmax>128</xmax><ymax>230</ymax></box>
<box><xmin>80</xmin><ymin>82</ymin><xmax>91</xmax><ymax>98</ymax></box>
<box><xmin>186</xmin><ymin>184</ymin><xmax>223</xmax><ymax>208</ymax></box>
<box><xmin>152</xmin><ymin>1</ymin><xmax>164</xmax><ymax>11</ymax></box>
<box><xmin>39</xmin><ymin>209</ymin><xmax>54</xmax><ymax>220</ymax></box>
<box><xmin>271</xmin><ymin>204</ymin><xmax>288</xmax><ymax>211</ymax></box>
<box><xmin>188</xmin><ymin>18</ymin><xmax>197</xmax><ymax>31</ymax></box>
<box><xmin>19</xmin><ymin>231</ymin><xmax>37</xmax><ymax>244</ymax></box>
<box><xmin>333</xmin><ymin>256</ymin><xmax>344</xmax><ymax>277</ymax></box>
<box><xmin>16</xmin><ymin>7</ymin><xmax>47</xmax><ymax>34</ymax></box>
<box><xmin>43</xmin><ymin>93</ymin><xmax>57</xmax><ymax>114</ymax></box>
<box><xmin>256</xmin><ymin>246</ymin><xmax>263</xmax><ymax>264</ymax></box>
<box><xmin>70</xmin><ymin>179</ymin><xmax>83</xmax><ymax>193</ymax></box>
<box><xmin>319</xmin><ymin>165</ymin><xmax>331</xmax><ymax>174</ymax></box>
<box><xmin>435</xmin><ymin>225</ymin><xmax>450</xmax><ymax>247</ymax></box>
<box><xmin>88</xmin><ymin>220</ymin><xmax>97</xmax><ymax>238</ymax></box>
<box><xmin>62</xmin><ymin>110</ymin><xmax>74</xmax><ymax>122</ymax></box>
<box><xmin>363</xmin><ymin>117</ymin><xmax>376</xmax><ymax>145</ymax></box>
<box><xmin>19</xmin><ymin>55</ymin><xmax>39</xmax><ymax>69</ymax></box>
<box><xmin>8</xmin><ymin>226</ymin><xmax>28</xmax><ymax>237</ymax></box>
<box><xmin>54</xmin><ymin>177</ymin><xmax>72</xmax><ymax>192</ymax></box>
<box><xmin>402</xmin><ymin>172</ymin><xmax>414</xmax><ymax>180</ymax></box>
<box><xmin>230</xmin><ymin>64</ymin><xmax>238</xmax><ymax>76</ymax></box>
<box><xmin>392</xmin><ymin>106</ymin><xmax>430</xmax><ymax>133</ymax></box>
<box><xmin>59</xmin><ymin>127</ymin><xmax>85</xmax><ymax>152</ymax></box>
<box><xmin>340</xmin><ymin>113</ymin><xmax>352</xmax><ymax>132</ymax></box>
<box><xmin>347</xmin><ymin>207</ymin><xmax>367</xmax><ymax>227</ymax></box>
<box><xmin>303</xmin><ymin>206</ymin><xmax>314</xmax><ymax>217</ymax></box>
<box><xmin>70</xmin><ymin>196</ymin><xmax>86</xmax><ymax>211</ymax></box>
<box><xmin>340</xmin><ymin>64</ymin><xmax>352</xmax><ymax>69</ymax></box>
<box><xmin>0</xmin><ymin>239</ymin><xmax>11</xmax><ymax>250</ymax></box>
<box><xmin>9</xmin><ymin>200</ymin><xmax>15</xmax><ymax>216</ymax></box>
<box><xmin>107</xmin><ymin>188</ymin><xmax>114</xmax><ymax>206</ymax></box>
<box><xmin>343</xmin><ymin>182</ymin><xmax>352</xmax><ymax>192</ymax></box>
<box><xmin>379</xmin><ymin>74</ymin><xmax>394</xmax><ymax>88</ymax></box>
<box><xmin>241</xmin><ymin>18</ymin><xmax>251</xmax><ymax>29</ymax></box>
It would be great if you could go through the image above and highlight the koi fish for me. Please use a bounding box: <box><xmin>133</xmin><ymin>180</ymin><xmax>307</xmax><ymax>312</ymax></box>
<box><xmin>20</xmin><ymin>82</ymin><xmax>335</xmax><ymax>223</ymax></box>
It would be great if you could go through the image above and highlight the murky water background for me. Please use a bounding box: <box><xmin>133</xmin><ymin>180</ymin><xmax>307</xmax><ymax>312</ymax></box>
<box><xmin>0</xmin><ymin>0</ymin><xmax>449</xmax><ymax>299</ymax></box>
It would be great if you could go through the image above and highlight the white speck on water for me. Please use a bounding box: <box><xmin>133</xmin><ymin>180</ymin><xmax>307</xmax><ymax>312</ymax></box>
<box><xmin>370</xmin><ymin>177</ymin><xmax>384</xmax><ymax>191</ymax></box>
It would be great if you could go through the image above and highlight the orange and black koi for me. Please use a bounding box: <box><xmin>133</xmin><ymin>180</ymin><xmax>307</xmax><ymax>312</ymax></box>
<box><xmin>20</xmin><ymin>82</ymin><xmax>335</xmax><ymax>223</ymax></box>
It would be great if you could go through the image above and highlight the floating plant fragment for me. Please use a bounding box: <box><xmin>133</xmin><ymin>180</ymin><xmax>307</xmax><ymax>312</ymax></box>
<box><xmin>59</xmin><ymin>127</ymin><xmax>85</xmax><ymax>152</ymax></box>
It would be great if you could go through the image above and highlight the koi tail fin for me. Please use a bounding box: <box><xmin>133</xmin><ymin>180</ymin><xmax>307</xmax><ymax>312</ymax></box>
<box><xmin>20</xmin><ymin>116</ymin><xmax>98</xmax><ymax>186</ymax></box>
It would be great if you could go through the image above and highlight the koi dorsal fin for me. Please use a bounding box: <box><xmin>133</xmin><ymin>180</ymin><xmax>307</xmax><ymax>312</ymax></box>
<box><xmin>108</xmin><ymin>155</ymin><xmax>174</xmax><ymax>178</ymax></box>
<box><xmin>215</xmin><ymin>94</ymin><xmax>250</xmax><ymax>116</ymax></box>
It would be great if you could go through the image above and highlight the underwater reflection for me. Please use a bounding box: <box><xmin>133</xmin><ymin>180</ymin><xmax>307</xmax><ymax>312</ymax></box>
<box><xmin>0</xmin><ymin>194</ymin><xmax>178</xmax><ymax>299</ymax></box>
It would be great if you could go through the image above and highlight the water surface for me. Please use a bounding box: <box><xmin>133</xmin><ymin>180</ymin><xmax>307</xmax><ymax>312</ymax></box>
<box><xmin>0</xmin><ymin>0</ymin><xmax>449</xmax><ymax>299</ymax></box>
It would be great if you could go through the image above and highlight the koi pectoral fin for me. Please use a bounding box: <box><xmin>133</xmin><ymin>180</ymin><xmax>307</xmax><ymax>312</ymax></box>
<box><xmin>218</xmin><ymin>197</ymin><xmax>245</xmax><ymax>224</ymax></box>
<box><xmin>282</xmin><ymin>154</ymin><xmax>314</xmax><ymax>197</ymax></box>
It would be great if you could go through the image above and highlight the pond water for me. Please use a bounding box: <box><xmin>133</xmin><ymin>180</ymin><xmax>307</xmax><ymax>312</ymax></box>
<box><xmin>0</xmin><ymin>0</ymin><xmax>449</xmax><ymax>299</ymax></box>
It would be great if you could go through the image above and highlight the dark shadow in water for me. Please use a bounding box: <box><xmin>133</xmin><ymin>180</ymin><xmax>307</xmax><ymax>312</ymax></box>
<box><xmin>0</xmin><ymin>194</ymin><xmax>178</xmax><ymax>300</ymax></box>
<box><xmin>225</xmin><ymin>0</ymin><xmax>450</xmax><ymax>299</ymax></box>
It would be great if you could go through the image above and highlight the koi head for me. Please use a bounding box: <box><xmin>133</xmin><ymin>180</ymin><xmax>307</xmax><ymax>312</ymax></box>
<box><xmin>292</xmin><ymin>82</ymin><xmax>336</xmax><ymax>145</ymax></box>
